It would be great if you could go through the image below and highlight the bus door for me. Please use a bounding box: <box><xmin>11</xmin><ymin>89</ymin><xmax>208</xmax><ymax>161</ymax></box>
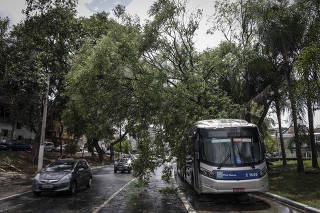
<box><xmin>193</xmin><ymin>131</ymin><xmax>200</xmax><ymax>192</ymax></box>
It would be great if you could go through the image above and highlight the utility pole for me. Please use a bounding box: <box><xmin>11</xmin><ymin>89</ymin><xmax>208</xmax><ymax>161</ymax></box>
<box><xmin>38</xmin><ymin>75</ymin><xmax>50</xmax><ymax>171</ymax></box>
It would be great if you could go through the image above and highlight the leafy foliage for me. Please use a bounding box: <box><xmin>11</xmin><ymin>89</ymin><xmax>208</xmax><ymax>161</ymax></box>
<box><xmin>63</xmin><ymin>140</ymin><xmax>78</xmax><ymax>156</ymax></box>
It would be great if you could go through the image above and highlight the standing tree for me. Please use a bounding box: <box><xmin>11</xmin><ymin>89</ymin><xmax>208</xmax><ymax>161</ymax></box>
<box><xmin>16</xmin><ymin>0</ymin><xmax>81</xmax><ymax>162</ymax></box>
<box><xmin>254</xmin><ymin>0</ymin><xmax>307</xmax><ymax>172</ymax></box>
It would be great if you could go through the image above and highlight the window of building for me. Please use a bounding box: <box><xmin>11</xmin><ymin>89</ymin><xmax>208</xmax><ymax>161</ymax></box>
<box><xmin>16</xmin><ymin>122</ymin><xmax>22</xmax><ymax>129</ymax></box>
<box><xmin>1</xmin><ymin>129</ymin><xmax>8</xmax><ymax>137</ymax></box>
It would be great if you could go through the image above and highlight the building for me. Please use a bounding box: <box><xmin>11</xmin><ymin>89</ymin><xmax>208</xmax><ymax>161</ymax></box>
<box><xmin>271</xmin><ymin>125</ymin><xmax>320</xmax><ymax>158</ymax></box>
<box><xmin>0</xmin><ymin>105</ymin><xmax>35</xmax><ymax>142</ymax></box>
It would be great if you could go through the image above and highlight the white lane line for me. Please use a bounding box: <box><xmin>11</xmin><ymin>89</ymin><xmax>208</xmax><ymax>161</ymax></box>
<box><xmin>0</xmin><ymin>191</ymin><xmax>32</xmax><ymax>202</ymax></box>
<box><xmin>93</xmin><ymin>178</ymin><xmax>136</xmax><ymax>213</ymax></box>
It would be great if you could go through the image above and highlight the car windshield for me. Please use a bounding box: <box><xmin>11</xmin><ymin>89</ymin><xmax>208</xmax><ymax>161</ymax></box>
<box><xmin>200</xmin><ymin>127</ymin><xmax>264</xmax><ymax>167</ymax></box>
<box><xmin>44</xmin><ymin>161</ymin><xmax>75</xmax><ymax>172</ymax></box>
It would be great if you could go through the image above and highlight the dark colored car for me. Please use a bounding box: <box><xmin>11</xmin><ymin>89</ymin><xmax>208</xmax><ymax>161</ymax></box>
<box><xmin>7</xmin><ymin>140</ymin><xmax>31</xmax><ymax>151</ymax></box>
<box><xmin>32</xmin><ymin>158</ymin><xmax>92</xmax><ymax>196</ymax></box>
<box><xmin>114</xmin><ymin>158</ymin><xmax>132</xmax><ymax>173</ymax></box>
<box><xmin>0</xmin><ymin>143</ymin><xmax>10</xmax><ymax>150</ymax></box>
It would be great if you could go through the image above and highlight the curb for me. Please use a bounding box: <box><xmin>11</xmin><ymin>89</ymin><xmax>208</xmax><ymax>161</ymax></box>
<box><xmin>256</xmin><ymin>192</ymin><xmax>320</xmax><ymax>213</ymax></box>
<box><xmin>171</xmin><ymin>167</ymin><xmax>197</xmax><ymax>213</ymax></box>
<box><xmin>173</xmin><ymin>182</ymin><xmax>197</xmax><ymax>213</ymax></box>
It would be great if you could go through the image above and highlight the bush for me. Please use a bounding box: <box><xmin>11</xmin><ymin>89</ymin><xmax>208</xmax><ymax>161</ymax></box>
<box><xmin>64</xmin><ymin>141</ymin><xmax>78</xmax><ymax>156</ymax></box>
<box><xmin>113</xmin><ymin>139</ymin><xmax>132</xmax><ymax>154</ymax></box>
<box><xmin>161</xmin><ymin>165</ymin><xmax>173</xmax><ymax>183</ymax></box>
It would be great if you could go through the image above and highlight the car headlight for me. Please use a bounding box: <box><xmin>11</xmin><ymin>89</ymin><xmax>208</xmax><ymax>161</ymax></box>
<box><xmin>260</xmin><ymin>166</ymin><xmax>267</xmax><ymax>177</ymax></box>
<box><xmin>59</xmin><ymin>174</ymin><xmax>72</xmax><ymax>183</ymax></box>
<box><xmin>200</xmin><ymin>167</ymin><xmax>216</xmax><ymax>179</ymax></box>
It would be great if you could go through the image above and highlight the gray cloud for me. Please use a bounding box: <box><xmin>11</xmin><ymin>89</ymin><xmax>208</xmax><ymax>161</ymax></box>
<box><xmin>85</xmin><ymin>0</ymin><xmax>132</xmax><ymax>13</ymax></box>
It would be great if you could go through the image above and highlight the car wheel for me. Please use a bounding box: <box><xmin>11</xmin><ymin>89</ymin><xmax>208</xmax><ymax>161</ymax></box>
<box><xmin>69</xmin><ymin>181</ymin><xmax>77</xmax><ymax>195</ymax></box>
<box><xmin>33</xmin><ymin>191</ymin><xmax>41</xmax><ymax>196</ymax></box>
<box><xmin>87</xmin><ymin>177</ymin><xmax>92</xmax><ymax>188</ymax></box>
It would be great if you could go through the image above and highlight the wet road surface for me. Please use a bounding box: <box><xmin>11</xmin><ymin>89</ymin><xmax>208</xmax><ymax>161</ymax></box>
<box><xmin>0</xmin><ymin>165</ymin><xmax>134</xmax><ymax>213</ymax></box>
<box><xmin>99</xmin><ymin>166</ymin><xmax>187</xmax><ymax>213</ymax></box>
<box><xmin>175</xmin><ymin>166</ymin><xmax>306</xmax><ymax>213</ymax></box>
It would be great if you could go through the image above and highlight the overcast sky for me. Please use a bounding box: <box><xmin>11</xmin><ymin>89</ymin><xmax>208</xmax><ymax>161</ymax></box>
<box><xmin>0</xmin><ymin>0</ymin><xmax>223</xmax><ymax>51</ymax></box>
<box><xmin>1</xmin><ymin>0</ymin><xmax>319</xmax><ymax>127</ymax></box>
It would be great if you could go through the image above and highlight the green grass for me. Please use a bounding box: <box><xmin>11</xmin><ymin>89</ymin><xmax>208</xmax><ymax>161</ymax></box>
<box><xmin>269</xmin><ymin>159</ymin><xmax>320</xmax><ymax>209</ymax></box>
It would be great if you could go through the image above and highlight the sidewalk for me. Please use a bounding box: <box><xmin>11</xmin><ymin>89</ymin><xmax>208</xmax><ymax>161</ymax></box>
<box><xmin>99</xmin><ymin>167</ymin><xmax>188</xmax><ymax>213</ymax></box>
<box><xmin>0</xmin><ymin>172</ymin><xmax>32</xmax><ymax>199</ymax></box>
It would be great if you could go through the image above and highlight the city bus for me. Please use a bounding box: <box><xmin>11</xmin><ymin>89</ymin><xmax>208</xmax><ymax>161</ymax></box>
<box><xmin>177</xmin><ymin>119</ymin><xmax>268</xmax><ymax>194</ymax></box>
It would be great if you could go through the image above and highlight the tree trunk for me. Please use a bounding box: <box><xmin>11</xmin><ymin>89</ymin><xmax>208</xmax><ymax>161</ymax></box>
<box><xmin>286</xmin><ymin>71</ymin><xmax>304</xmax><ymax>173</ymax></box>
<box><xmin>92</xmin><ymin>138</ymin><xmax>105</xmax><ymax>162</ymax></box>
<box><xmin>307</xmin><ymin>97</ymin><xmax>319</xmax><ymax>168</ymax></box>
<box><xmin>257</xmin><ymin>100</ymin><xmax>272</xmax><ymax>130</ymax></box>
<box><xmin>245</xmin><ymin>104</ymin><xmax>251</xmax><ymax>123</ymax></box>
<box><xmin>110</xmin><ymin>131</ymin><xmax>128</xmax><ymax>162</ymax></box>
<box><xmin>10</xmin><ymin>120</ymin><xmax>16</xmax><ymax>139</ymax></box>
<box><xmin>275</xmin><ymin>94</ymin><xmax>287</xmax><ymax>166</ymax></box>
<box><xmin>87</xmin><ymin>139</ymin><xmax>95</xmax><ymax>156</ymax></box>
<box><xmin>31</xmin><ymin>120</ymin><xmax>42</xmax><ymax>164</ymax></box>
<box><xmin>110</xmin><ymin>145</ymin><xmax>114</xmax><ymax>162</ymax></box>
<box><xmin>58</xmin><ymin>124</ymin><xmax>64</xmax><ymax>156</ymax></box>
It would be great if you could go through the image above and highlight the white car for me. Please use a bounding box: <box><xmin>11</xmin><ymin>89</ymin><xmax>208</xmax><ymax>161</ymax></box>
<box><xmin>44</xmin><ymin>142</ymin><xmax>54</xmax><ymax>152</ymax></box>
<box><xmin>54</xmin><ymin>144</ymin><xmax>67</xmax><ymax>152</ymax></box>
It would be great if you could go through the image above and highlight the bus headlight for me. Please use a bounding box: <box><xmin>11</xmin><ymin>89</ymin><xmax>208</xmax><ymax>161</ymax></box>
<box><xmin>260</xmin><ymin>166</ymin><xmax>267</xmax><ymax>177</ymax></box>
<box><xmin>200</xmin><ymin>167</ymin><xmax>216</xmax><ymax>179</ymax></box>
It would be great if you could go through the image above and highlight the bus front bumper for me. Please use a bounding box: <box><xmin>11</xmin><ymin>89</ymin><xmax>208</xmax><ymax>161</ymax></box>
<box><xmin>200</xmin><ymin>174</ymin><xmax>268</xmax><ymax>194</ymax></box>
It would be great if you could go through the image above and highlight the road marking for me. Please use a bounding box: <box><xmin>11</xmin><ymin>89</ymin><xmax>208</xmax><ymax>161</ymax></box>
<box><xmin>93</xmin><ymin>178</ymin><xmax>136</xmax><ymax>213</ymax></box>
<box><xmin>0</xmin><ymin>191</ymin><xmax>32</xmax><ymax>202</ymax></box>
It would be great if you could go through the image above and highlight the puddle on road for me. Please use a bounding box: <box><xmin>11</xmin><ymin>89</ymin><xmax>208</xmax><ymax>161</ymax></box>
<box><xmin>175</xmin><ymin>174</ymin><xmax>304</xmax><ymax>213</ymax></box>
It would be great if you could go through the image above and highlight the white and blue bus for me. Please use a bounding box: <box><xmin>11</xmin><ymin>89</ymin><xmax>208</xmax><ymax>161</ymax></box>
<box><xmin>178</xmin><ymin>119</ymin><xmax>268</xmax><ymax>194</ymax></box>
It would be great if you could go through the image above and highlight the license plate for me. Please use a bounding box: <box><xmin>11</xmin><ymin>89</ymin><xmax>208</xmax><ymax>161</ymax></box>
<box><xmin>42</xmin><ymin>184</ymin><xmax>53</xmax><ymax>189</ymax></box>
<box><xmin>233</xmin><ymin>188</ymin><xmax>244</xmax><ymax>192</ymax></box>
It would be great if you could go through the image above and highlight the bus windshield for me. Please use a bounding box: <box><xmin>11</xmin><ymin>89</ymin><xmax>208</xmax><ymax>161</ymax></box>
<box><xmin>200</xmin><ymin>127</ymin><xmax>264</xmax><ymax>167</ymax></box>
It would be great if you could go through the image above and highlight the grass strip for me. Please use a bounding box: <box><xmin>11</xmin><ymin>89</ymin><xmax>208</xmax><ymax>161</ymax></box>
<box><xmin>269</xmin><ymin>159</ymin><xmax>320</xmax><ymax>209</ymax></box>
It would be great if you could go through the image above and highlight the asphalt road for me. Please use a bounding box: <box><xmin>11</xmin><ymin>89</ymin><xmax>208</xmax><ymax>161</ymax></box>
<box><xmin>0</xmin><ymin>165</ymin><xmax>134</xmax><ymax>213</ymax></box>
<box><xmin>174</xmin><ymin>167</ymin><xmax>306</xmax><ymax>213</ymax></box>
<box><xmin>0</xmin><ymin>163</ymin><xmax>309</xmax><ymax>213</ymax></box>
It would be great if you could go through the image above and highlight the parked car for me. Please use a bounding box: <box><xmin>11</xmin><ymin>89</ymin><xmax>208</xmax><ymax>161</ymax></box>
<box><xmin>114</xmin><ymin>158</ymin><xmax>132</xmax><ymax>173</ymax></box>
<box><xmin>54</xmin><ymin>144</ymin><xmax>67</xmax><ymax>152</ymax></box>
<box><xmin>7</xmin><ymin>140</ymin><xmax>31</xmax><ymax>151</ymax></box>
<box><xmin>32</xmin><ymin>158</ymin><xmax>92</xmax><ymax>196</ymax></box>
<box><xmin>44</xmin><ymin>142</ymin><xmax>54</xmax><ymax>152</ymax></box>
<box><xmin>0</xmin><ymin>142</ymin><xmax>10</xmax><ymax>151</ymax></box>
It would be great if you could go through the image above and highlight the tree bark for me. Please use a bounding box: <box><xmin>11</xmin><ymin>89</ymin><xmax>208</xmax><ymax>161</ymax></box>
<box><xmin>110</xmin><ymin>131</ymin><xmax>127</xmax><ymax>162</ymax></box>
<box><xmin>31</xmin><ymin>114</ymin><xmax>42</xmax><ymax>164</ymax></box>
<box><xmin>10</xmin><ymin>120</ymin><xmax>16</xmax><ymax>139</ymax></box>
<box><xmin>257</xmin><ymin>100</ymin><xmax>272</xmax><ymax>130</ymax></box>
<box><xmin>92</xmin><ymin>138</ymin><xmax>105</xmax><ymax>162</ymax></box>
<box><xmin>286</xmin><ymin>70</ymin><xmax>304</xmax><ymax>173</ymax></box>
<box><xmin>58</xmin><ymin>124</ymin><xmax>64</xmax><ymax>157</ymax></box>
<box><xmin>307</xmin><ymin>96</ymin><xmax>319</xmax><ymax>168</ymax></box>
<box><xmin>275</xmin><ymin>93</ymin><xmax>287</xmax><ymax>166</ymax></box>
<box><xmin>87</xmin><ymin>138</ymin><xmax>95</xmax><ymax>156</ymax></box>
